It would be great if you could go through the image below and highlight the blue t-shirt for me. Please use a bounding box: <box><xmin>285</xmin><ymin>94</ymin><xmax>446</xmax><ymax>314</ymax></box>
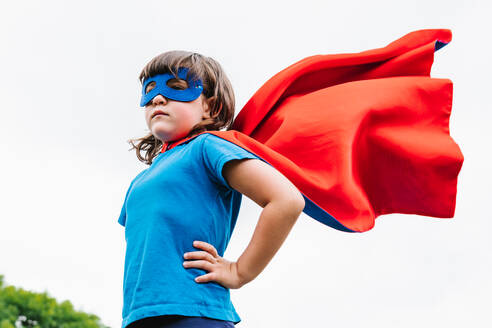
<box><xmin>118</xmin><ymin>133</ymin><xmax>259</xmax><ymax>328</ymax></box>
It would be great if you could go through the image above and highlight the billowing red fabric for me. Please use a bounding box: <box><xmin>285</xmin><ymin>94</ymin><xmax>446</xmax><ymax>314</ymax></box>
<box><xmin>165</xmin><ymin>29</ymin><xmax>464</xmax><ymax>232</ymax></box>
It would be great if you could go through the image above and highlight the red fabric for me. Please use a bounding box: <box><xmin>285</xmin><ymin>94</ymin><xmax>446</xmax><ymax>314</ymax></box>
<box><xmin>164</xmin><ymin>29</ymin><xmax>463</xmax><ymax>232</ymax></box>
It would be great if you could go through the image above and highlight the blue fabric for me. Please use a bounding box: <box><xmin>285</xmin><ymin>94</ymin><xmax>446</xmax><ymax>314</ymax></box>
<box><xmin>434</xmin><ymin>40</ymin><xmax>448</xmax><ymax>51</ymax></box>
<box><xmin>126</xmin><ymin>315</ymin><xmax>235</xmax><ymax>328</ymax></box>
<box><xmin>302</xmin><ymin>196</ymin><xmax>354</xmax><ymax>232</ymax></box>
<box><xmin>140</xmin><ymin>68</ymin><xmax>203</xmax><ymax>106</ymax></box>
<box><xmin>118</xmin><ymin>134</ymin><xmax>259</xmax><ymax>328</ymax></box>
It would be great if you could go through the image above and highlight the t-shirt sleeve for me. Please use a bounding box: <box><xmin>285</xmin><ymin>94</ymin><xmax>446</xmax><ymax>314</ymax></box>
<box><xmin>117</xmin><ymin>169</ymin><xmax>147</xmax><ymax>227</ymax></box>
<box><xmin>117</xmin><ymin>187</ymin><xmax>131</xmax><ymax>227</ymax></box>
<box><xmin>202</xmin><ymin>134</ymin><xmax>260</xmax><ymax>189</ymax></box>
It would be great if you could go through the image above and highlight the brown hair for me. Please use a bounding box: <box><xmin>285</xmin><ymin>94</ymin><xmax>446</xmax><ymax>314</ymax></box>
<box><xmin>128</xmin><ymin>51</ymin><xmax>236</xmax><ymax>165</ymax></box>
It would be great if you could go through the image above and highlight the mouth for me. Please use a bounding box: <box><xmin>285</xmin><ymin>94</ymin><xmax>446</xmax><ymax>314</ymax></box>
<box><xmin>152</xmin><ymin>110</ymin><xmax>169</xmax><ymax>119</ymax></box>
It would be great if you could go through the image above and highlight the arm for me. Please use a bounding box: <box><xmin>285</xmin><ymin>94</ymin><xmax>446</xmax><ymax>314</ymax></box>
<box><xmin>183</xmin><ymin>158</ymin><xmax>305</xmax><ymax>289</ymax></box>
<box><xmin>224</xmin><ymin>158</ymin><xmax>305</xmax><ymax>287</ymax></box>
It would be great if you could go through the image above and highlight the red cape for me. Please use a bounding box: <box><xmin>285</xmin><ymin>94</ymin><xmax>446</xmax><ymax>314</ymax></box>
<box><xmin>164</xmin><ymin>29</ymin><xmax>463</xmax><ymax>233</ymax></box>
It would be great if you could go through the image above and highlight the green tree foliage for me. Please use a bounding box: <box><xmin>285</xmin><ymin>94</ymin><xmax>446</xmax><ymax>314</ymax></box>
<box><xmin>0</xmin><ymin>275</ymin><xmax>109</xmax><ymax>328</ymax></box>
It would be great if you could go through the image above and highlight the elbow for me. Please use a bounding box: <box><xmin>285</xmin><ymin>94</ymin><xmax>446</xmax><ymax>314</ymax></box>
<box><xmin>285</xmin><ymin>188</ymin><xmax>305</xmax><ymax>217</ymax></box>
<box><xmin>294</xmin><ymin>191</ymin><xmax>305</xmax><ymax>214</ymax></box>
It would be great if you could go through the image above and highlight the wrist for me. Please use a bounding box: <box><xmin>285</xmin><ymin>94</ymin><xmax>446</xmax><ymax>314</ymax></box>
<box><xmin>234</xmin><ymin>259</ymin><xmax>254</xmax><ymax>288</ymax></box>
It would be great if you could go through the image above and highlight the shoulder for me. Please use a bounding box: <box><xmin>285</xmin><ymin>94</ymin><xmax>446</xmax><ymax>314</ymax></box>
<box><xmin>198</xmin><ymin>132</ymin><xmax>258</xmax><ymax>159</ymax></box>
<box><xmin>196</xmin><ymin>132</ymin><xmax>260</xmax><ymax>187</ymax></box>
<box><xmin>196</xmin><ymin>131</ymin><xmax>248</xmax><ymax>150</ymax></box>
<box><xmin>182</xmin><ymin>132</ymin><xmax>221</xmax><ymax>149</ymax></box>
<box><xmin>194</xmin><ymin>131</ymin><xmax>229</xmax><ymax>143</ymax></box>
<box><xmin>135</xmin><ymin>168</ymin><xmax>148</xmax><ymax>177</ymax></box>
<box><xmin>129</xmin><ymin>168</ymin><xmax>147</xmax><ymax>187</ymax></box>
<box><xmin>185</xmin><ymin>132</ymin><xmax>235</xmax><ymax>154</ymax></box>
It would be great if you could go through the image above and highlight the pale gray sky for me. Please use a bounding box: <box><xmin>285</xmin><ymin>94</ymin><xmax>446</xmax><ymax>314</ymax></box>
<box><xmin>0</xmin><ymin>1</ymin><xmax>490</xmax><ymax>327</ymax></box>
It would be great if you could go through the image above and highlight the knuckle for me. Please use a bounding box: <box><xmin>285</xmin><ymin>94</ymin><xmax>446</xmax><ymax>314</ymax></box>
<box><xmin>191</xmin><ymin>260</ymin><xmax>202</xmax><ymax>268</ymax></box>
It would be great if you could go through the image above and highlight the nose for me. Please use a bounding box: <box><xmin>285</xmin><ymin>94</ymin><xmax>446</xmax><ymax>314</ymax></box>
<box><xmin>151</xmin><ymin>94</ymin><xmax>168</xmax><ymax>106</ymax></box>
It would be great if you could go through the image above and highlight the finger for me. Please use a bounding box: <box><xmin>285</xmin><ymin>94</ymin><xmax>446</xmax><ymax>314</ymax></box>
<box><xmin>183</xmin><ymin>260</ymin><xmax>214</xmax><ymax>271</ymax></box>
<box><xmin>184</xmin><ymin>251</ymin><xmax>217</xmax><ymax>263</ymax></box>
<box><xmin>193</xmin><ymin>241</ymin><xmax>219</xmax><ymax>257</ymax></box>
<box><xmin>195</xmin><ymin>272</ymin><xmax>217</xmax><ymax>283</ymax></box>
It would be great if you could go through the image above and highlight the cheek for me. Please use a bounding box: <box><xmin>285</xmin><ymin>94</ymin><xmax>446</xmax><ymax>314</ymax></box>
<box><xmin>144</xmin><ymin>112</ymin><xmax>153</xmax><ymax>126</ymax></box>
<box><xmin>177</xmin><ymin>106</ymin><xmax>202</xmax><ymax>123</ymax></box>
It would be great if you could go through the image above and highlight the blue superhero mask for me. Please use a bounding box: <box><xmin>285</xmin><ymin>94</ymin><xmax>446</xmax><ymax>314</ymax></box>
<box><xmin>140</xmin><ymin>67</ymin><xmax>204</xmax><ymax>106</ymax></box>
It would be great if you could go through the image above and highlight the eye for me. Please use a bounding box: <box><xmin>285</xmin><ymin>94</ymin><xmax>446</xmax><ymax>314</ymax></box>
<box><xmin>166</xmin><ymin>78</ymin><xmax>188</xmax><ymax>90</ymax></box>
<box><xmin>145</xmin><ymin>81</ymin><xmax>156</xmax><ymax>94</ymax></box>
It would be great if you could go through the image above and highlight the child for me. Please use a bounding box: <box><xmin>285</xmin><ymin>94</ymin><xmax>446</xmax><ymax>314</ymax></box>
<box><xmin>119</xmin><ymin>29</ymin><xmax>463</xmax><ymax>328</ymax></box>
<box><xmin>118</xmin><ymin>51</ymin><xmax>305</xmax><ymax>328</ymax></box>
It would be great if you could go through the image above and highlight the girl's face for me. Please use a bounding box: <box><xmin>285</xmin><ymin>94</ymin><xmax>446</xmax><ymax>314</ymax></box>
<box><xmin>144</xmin><ymin>90</ymin><xmax>211</xmax><ymax>143</ymax></box>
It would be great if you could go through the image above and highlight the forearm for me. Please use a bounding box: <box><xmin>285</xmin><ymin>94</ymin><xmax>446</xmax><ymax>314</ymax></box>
<box><xmin>235</xmin><ymin>198</ymin><xmax>303</xmax><ymax>286</ymax></box>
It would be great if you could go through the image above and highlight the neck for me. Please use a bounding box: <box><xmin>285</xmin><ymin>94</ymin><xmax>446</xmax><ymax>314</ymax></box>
<box><xmin>160</xmin><ymin>132</ymin><xmax>206</xmax><ymax>153</ymax></box>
